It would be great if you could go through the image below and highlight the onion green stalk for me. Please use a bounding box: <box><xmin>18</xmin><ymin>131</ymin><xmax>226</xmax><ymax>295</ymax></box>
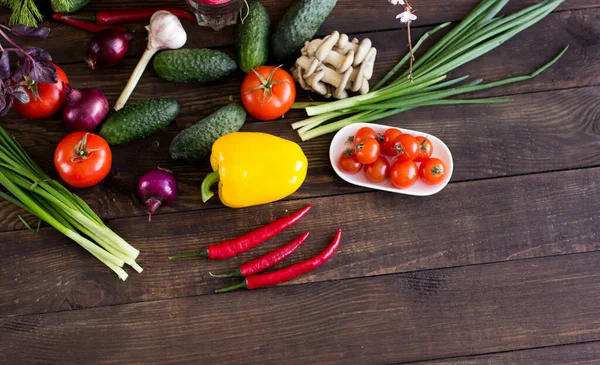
<box><xmin>0</xmin><ymin>125</ymin><xmax>142</xmax><ymax>280</ymax></box>
<box><xmin>294</xmin><ymin>0</ymin><xmax>567</xmax><ymax>141</ymax></box>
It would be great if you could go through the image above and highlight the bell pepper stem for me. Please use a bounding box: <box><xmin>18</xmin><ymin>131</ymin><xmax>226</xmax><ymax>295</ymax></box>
<box><xmin>168</xmin><ymin>249</ymin><xmax>209</xmax><ymax>259</ymax></box>
<box><xmin>209</xmin><ymin>269</ymin><xmax>242</xmax><ymax>278</ymax></box>
<box><xmin>215</xmin><ymin>280</ymin><xmax>248</xmax><ymax>293</ymax></box>
<box><xmin>201</xmin><ymin>171</ymin><xmax>220</xmax><ymax>203</ymax></box>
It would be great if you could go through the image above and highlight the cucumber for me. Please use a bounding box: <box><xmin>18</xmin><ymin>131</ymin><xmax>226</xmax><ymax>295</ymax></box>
<box><xmin>170</xmin><ymin>104</ymin><xmax>246</xmax><ymax>160</ymax></box>
<box><xmin>51</xmin><ymin>0</ymin><xmax>90</xmax><ymax>13</ymax></box>
<box><xmin>99</xmin><ymin>99</ymin><xmax>179</xmax><ymax>145</ymax></box>
<box><xmin>236</xmin><ymin>1</ymin><xmax>270</xmax><ymax>73</ymax></box>
<box><xmin>153</xmin><ymin>49</ymin><xmax>237</xmax><ymax>83</ymax></box>
<box><xmin>271</xmin><ymin>0</ymin><xmax>337</xmax><ymax>62</ymax></box>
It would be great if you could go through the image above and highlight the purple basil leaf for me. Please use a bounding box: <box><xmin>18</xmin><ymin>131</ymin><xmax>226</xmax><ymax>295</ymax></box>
<box><xmin>26</xmin><ymin>48</ymin><xmax>52</xmax><ymax>63</ymax></box>
<box><xmin>11</xmin><ymin>85</ymin><xmax>30</xmax><ymax>104</ymax></box>
<box><xmin>10</xmin><ymin>59</ymin><xmax>31</xmax><ymax>82</ymax></box>
<box><xmin>0</xmin><ymin>52</ymin><xmax>9</xmax><ymax>80</ymax></box>
<box><xmin>28</xmin><ymin>61</ymin><xmax>57</xmax><ymax>84</ymax></box>
<box><xmin>10</xmin><ymin>25</ymin><xmax>50</xmax><ymax>39</ymax></box>
<box><xmin>0</xmin><ymin>95</ymin><xmax>12</xmax><ymax>116</ymax></box>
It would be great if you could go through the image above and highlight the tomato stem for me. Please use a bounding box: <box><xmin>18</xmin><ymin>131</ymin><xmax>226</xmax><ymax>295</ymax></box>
<box><xmin>245</xmin><ymin>65</ymin><xmax>289</xmax><ymax>104</ymax></box>
<box><xmin>71</xmin><ymin>133</ymin><xmax>100</xmax><ymax>163</ymax></box>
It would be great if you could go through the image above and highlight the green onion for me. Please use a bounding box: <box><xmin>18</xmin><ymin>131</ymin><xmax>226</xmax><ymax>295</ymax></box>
<box><xmin>294</xmin><ymin>0</ymin><xmax>567</xmax><ymax>141</ymax></box>
<box><xmin>0</xmin><ymin>125</ymin><xmax>141</xmax><ymax>280</ymax></box>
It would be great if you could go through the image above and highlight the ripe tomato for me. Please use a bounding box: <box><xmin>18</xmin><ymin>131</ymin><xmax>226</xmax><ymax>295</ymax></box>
<box><xmin>389</xmin><ymin>160</ymin><xmax>418</xmax><ymax>189</ymax></box>
<box><xmin>352</xmin><ymin>127</ymin><xmax>380</xmax><ymax>146</ymax></box>
<box><xmin>392</xmin><ymin>134</ymin><xmax>419</xmax><ymax>162</ymax></box>
<box><xmin>54</xmin><ymin>132</ymin><xmax>112</xmax><ymax>188</ymax></box>
<box><xmin>364</xmin><ymin>156</ymin><xmax>390</xmax><ymax>182</ymax></box>
<box><xmin>354</xmin><ymin>137</ymin><xmax>380</xmax><ymax>165</ymax></box>
<box><xmin>414</xmin><ymin>136</ymin><xmax>433</xmax><ymax>162</ymax></box>
<box><xmin>381</xmin><ymin>128</ymin><xmax>402</xmax><ymax>156</ymax></box>
<box><xmin>241</xmin><ymin>66</ymin><xmax>296</xmax><ymax>121</ymax></box>
<box><xmin>338</xmin><ymin>149</ymin><xmax>362</xmax><ymax>174</ymax></box>
<box><xmin>12</xmin><ymin>63</ymin><xmax>69</xmax><ymax>119</ymax></box>
<box><xmin>419</xmin><ymin>158</ymin><xmax>446</xmax><ymax>185</ymax></box>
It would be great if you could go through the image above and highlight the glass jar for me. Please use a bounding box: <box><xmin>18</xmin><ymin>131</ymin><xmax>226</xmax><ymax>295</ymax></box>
<box><xmin>186</xmin><ymin>0</ymin><xmax>244</xmax><ymax>31</ymax></box>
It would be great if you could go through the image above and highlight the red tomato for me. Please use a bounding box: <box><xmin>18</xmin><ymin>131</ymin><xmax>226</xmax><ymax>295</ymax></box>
<box><xmin>419</xmin><ymin>158</ymin><xmax>446</xmax><ymax>185</ymax></box>
<box><xmin>414</xmin><ymin>136</ymin><xmax>433</xmax><ymax>162</ymax></box>
<box><xmin>338</xmin><ymin>149</ymin><xmax>362</xmax><ymax>174</ymax></box>
<box><xmin>54</xmin><ymin>132</ymin><xmax>112</xmax><ymax>188</ymax></box>
<box><xmin>364</xmin><ymin>156</ymin><xmax>390</xmax><ymax>182</ymax></box>
<box><xmin>241</xmin><ymin>66</ymin><xmax>296</xmax><ymax>121</ymax></box>
<box><xmin>354</xmin><ymin>137</ymin><xmax>380</xmax><ymax>165</ymax></box>
<box><xmin>392</xmin><ymin>134</ymin><xmax>419</xmax><ymax>162</ymax></box>
<box><xmin>389</xmin><ymin>160</ymin><xmax>418</xmax><ymax>189</ymax></box>
<box><xmin>12</xmin><ymin>63</ymin><xmax>69</xmax><ymax>119</ymax></box>
<box><xmin>352</xmin><ymin>127</ymin><xmax>380</xmax><ymax>146</ymax></box>
<box><xmin>381</xmin><ymin>128</ymin><xmax>402</xmax><ymax>156</ymax></box>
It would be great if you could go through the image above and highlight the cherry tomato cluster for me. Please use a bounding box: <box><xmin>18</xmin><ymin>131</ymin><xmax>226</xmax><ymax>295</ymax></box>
<box><xmin>338</xmin><ymin>127</ymin><xmax>447</xmax><ymax>189</ymax></box>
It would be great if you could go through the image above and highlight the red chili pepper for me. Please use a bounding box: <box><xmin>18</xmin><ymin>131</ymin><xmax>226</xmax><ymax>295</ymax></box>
<box><xmin>53</xmin><ymin>14</ymin><xmax>128</xmax><ymax>33</ymax></box>
<box><xmin>210</xmin><ymin>232</ymin><xmax>310</xmax><ymax>278</ymax></box>
<box><xmin>68</xmin><ymin>7</ymin><xmax>196</xmax><ymax>24</ymax></box>
<box><xmin>216</xmin><ymin>229</ymin><xmax>342</xmax><ymax>293</ymax></box>
<box><xmin>169</xmin><ymin>204</ymin><xmax>312</xmax><ymax>260</ymax></box>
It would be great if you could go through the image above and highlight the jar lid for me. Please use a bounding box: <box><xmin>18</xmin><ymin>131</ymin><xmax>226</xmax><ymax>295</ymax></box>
<box><xmin>195</xmin><ymin>0</ymin><xmax>232</xmax><ymax>4</ymax></box>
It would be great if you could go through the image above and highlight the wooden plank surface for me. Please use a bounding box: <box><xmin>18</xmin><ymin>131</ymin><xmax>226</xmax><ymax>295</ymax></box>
<box><xmin>2</xmin><ymin>166</ymin><xmax>598</xmax><ymax>318</ymax></box>
<box><xmin>0</xmin><ymin>6</ymin><xmax>598</xmax><ymax>231</ymax></box>
<box><xmin>2</xmin><ymin>0</ymin><xmax>600</xmax><ymax>363</ymax></box>
<box><xmin>15</xmin><ymin>0</ymin><xmax>600</xmax><ymax>66</ymax></box>
<box><xmin>4</xmin><ymin>251</ymin><xmax>600</xmax><ymax>365</ymax></box>
<box><xmin>410</xmin><ymin>342</ymin><xmax>600</xmax><ymax>365</ymax></box>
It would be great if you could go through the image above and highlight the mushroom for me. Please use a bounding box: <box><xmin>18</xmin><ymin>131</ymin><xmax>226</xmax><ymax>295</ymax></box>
<box><xmin>293</xmin><ymin>31</ymin><xmax>377</xmax><ymax>99</ymax></box>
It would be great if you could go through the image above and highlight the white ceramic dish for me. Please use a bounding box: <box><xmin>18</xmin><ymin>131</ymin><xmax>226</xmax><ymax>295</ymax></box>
<box><xmin>329</xmin><ymin>123</ymin><xmax>453</xmax><ymax>196</ymax></box>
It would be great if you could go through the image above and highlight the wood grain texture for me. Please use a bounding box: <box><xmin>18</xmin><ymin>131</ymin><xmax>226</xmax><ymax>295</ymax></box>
<box><xmin>408</xmin><ymin>342</ymin><xmax>600</xmax><ymax>365</ymax></box>
<box><xmin>4</xmin><ymin>251</ymin><xmax>600</xmax><ymax>364</ymax></box>
<box><xmin>1</xmin><ymin>167</ymin><xmax>598</xmax><ymax>318</ymax></box>
<box><xmin>0</xmin><ymin>6</ymin><xmax>598</xmax><ymax>231</ymax></box>
<box><xmin>10</xmin><ymin>0</ymin><xmax>600</xmax><ymax>65</ymax></box>
<box><xmin>1</xmin><ymin>82</ymin><xmax>598</xmax><ymax>232</ymax></box>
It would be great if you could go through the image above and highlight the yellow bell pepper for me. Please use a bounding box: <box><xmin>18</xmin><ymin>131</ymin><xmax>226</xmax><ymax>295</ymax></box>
<box><xmin>201</xmin><ymin>132</ymin><xmax>308</xmax><ymax>208</ymax></box>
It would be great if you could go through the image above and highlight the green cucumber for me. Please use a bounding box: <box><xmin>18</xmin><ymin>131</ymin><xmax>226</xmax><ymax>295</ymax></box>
<box><xmin>99</xmin><ymin>99</ymin><xmax>179</xmax><ymax>145</ymax></box>
<box><xmin>170</xmin><ymin>104</ymin><xmax>246</xmax><ymax>160</ymax></box>
<box><xmin>236</xmin><ymin>1</ymin><xmax>270</xmax><ymax>73</ymax></box>
<box><xmin>153</xmin><ymin>49</ymin><xmax>237</xmax><ymax>83</ymax></box>
<box><xmin>271</xmin><ymin>0</ymin><xmax>337</xmax><ymax>62</ymax></box>
<box><xmin>51</xmin><ymin>0</ymin><xmax>90</xmax><ymax>13</ymax></box>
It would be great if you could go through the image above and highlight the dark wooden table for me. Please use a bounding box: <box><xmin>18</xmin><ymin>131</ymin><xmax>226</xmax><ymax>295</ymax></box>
<box><xmin>1</xmin><ymin>1</ymin><xmax>600</xmax><ymax>364</ymax></box>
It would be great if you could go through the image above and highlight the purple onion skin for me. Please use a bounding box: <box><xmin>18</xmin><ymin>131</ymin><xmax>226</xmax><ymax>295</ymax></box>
<box><xmin>138</xmin><ymin>169</ymin><xmax>178</xmax><ymax>222</ymax></box>
<box><xmin>86</xmin><ymin>30</ymin><xmax>134</xmax><ymax>69</ymax></box>
<box><xmin>62</xmin><ymin>84</ymin><xmax>109</xmax><ymax>132</ymax></box>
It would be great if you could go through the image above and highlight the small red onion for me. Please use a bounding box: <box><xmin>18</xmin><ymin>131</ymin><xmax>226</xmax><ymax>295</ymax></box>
<box><xmin>138</xmin><ymin>169</ymin><xmax>178</xmax><ymax>221</ymax></box>
<box><xmin>62</xmin><ymin>83</ymin><xmax>109</xmax><ymax>132</ymax></box>
<box><xmin>86</xmin><ymin>29</ymin><xmax>134</xmax><ymax>69</ymax></box>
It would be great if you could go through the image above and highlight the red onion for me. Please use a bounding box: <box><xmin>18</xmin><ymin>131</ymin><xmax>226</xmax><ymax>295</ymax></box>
<box><xmin>62</xmin><ymin>83</ymin><xmax>109</xmax><ymax>132</ymax></box>
<box><xmin>138</xmin><ymin>169</ymin><xmax>178</xmax><ymax>221</ymax></box>
<box><xmin>85</xmin><ymin>29</ymin><xmax>134</xmax><ymax>69</ymax></box>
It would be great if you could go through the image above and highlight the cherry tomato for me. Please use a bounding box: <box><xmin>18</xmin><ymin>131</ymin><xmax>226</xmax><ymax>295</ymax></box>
<box><xmin>12</xmin><ymin>63</ymin><xmax>69</xmax><ymax>119</ymax></box>
<box><xmin>364</xmin><ymin>156</ymin><xmax>390</xmax><ymax>182</ymax></box>
<box><xmin>419</xmin><ymin>158</ymin><xmax>446</xmax><ymax>185</ymax></box>
<box><xmin>381</xmin><ymin>128</ymin><xmax>402</xmax><ymax>156</ymax></box>
<box><xmin>241</xmin><ymin>66</ymin><xmax>296</xmax><ymax>121</ymax></box>
<box><xmin>54</xmin><ymin>132</ymin><xmax>112</xmax><ymax>188</ymax></box>
<box><xmin>389</xmin><ymin>160</ymin><xmax>418</xmax><ymax>189</ymax></box>
<box><xmin>354</xmin><ymin>137</ymin><xmax>380</xmax><ymax>165</ymax></box>
<box><xmin>338</xmin><ymin>149</ymin><xmax>362</xmax><ymax>174</ymax></box>
<box><xmin>352</xmin><ymin>127</ymin><xmax>380</xmax><ymax>146</ymax></box>
<box><xmin>414</xmin><ymin>136</ymin><xmax>433</xmax><ymax>162</ymax></box>
<box><xmin>392</xmin><ymin>134</ymin><xmax>419</xmax><ymax>162</ymax></box>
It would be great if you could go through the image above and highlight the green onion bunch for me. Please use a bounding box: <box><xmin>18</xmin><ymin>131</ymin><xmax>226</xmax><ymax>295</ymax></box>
<box><xmin>0</xmin><ymin>126</ymin><xmax>141</xmax><ymax>280</ymax></box>
<box><xmin>292</xmin><ymin>0</ymin><xmax>568</xmax><ymax>141</ymax></box>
